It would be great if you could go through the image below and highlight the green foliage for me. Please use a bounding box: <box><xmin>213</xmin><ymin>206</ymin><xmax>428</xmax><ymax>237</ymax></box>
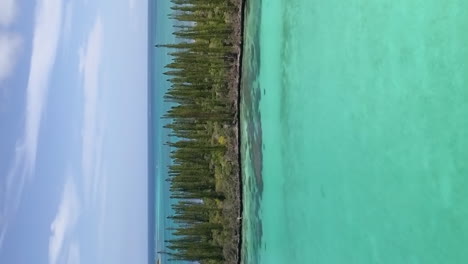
<box><xmin>156</xmin><ymin>0</ymin><xmax>241</xmax><ymax>263</ymax></box>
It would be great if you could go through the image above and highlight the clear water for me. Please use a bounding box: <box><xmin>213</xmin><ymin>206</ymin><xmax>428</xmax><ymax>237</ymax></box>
<box><xmin>241</xmin><ymin>1</ymin><xmax>468</xmax><ymax>263</ymax></box>
<box><xmin>149</xmin><ymin>0</ymin><xmax>185</xmax><ymax>263</ymax></box>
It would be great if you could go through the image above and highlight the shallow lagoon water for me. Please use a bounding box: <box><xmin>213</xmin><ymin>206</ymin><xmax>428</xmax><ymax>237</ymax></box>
<box><xmin>241</xmin><ymin>1</ymin><xmax>468</xmax><ymax>263</ymax></box>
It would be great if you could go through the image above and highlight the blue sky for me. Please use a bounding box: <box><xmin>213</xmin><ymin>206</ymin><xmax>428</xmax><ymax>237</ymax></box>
<box><xmin>0</xmin><ymin>0</ymin><xmax>148</xmax><ymax>263</ymax></box>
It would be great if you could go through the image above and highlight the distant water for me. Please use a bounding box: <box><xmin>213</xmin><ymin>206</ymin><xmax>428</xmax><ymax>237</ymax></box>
<box><xmin>241</xmin><ymin>1</ymin><xmax>468</xmax><ymax>263</ymax></box>
<box><xmin>148</xmin><ymin>0</ymin><xmax>186</xmax><ymax>263</ymax></box>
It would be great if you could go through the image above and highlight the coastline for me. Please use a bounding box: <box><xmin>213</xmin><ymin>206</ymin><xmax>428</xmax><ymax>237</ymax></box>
<box><xmin>225</xmin><ymin>0</ymin><xmax>246</xmax><ymax>262</ymax></box>
<box><xmin>232</xmin><ymin>0</ymin><xmax>247</xmax><ymax>262</ymax></box>
<box><xmin>155</xmin><ymin>0</ymin><xmax>248</xmax><ymax>261</ymax></box>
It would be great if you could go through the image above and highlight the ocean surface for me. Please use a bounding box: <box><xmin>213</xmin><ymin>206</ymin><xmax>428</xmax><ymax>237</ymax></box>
<box><xmin>241</xmin><ymin>1</ymin><xmax>468</xmax><ymax>263</ymax></box>
<box><xmin>148</xmin><ymin>0</ymin><xmax>185</xmax><ymax>263</ymax></box>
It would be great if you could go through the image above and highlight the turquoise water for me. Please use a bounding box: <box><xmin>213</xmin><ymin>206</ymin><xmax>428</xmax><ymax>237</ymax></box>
<box><xmin>241</xmin><ymin>1</ymin><xmax>468</xmax><ymax>263</ymax></box>
<box><xmin>149</xmin><ymin>0</ymin><xmax>185</xmax><ymax>263</ymax></box>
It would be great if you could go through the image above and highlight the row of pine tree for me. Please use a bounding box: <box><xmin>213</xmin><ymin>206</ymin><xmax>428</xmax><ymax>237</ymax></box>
<box><xmin>158</xmin><ymin>0</ymin><xmax>241</xmax><ymax>263</ymax></box>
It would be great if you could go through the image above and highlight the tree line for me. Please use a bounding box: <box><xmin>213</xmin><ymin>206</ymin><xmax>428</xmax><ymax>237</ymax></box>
<box><xmin>157</xmin><ymin>0</ymin><xmax>241</xmax><ymax>263</ymax></box>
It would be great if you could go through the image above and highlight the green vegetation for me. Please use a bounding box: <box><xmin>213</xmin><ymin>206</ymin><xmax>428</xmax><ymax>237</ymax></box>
<box><xmin>156</xmin><ymin>0</ymin><xmax>243</xmax><ymax>263</ymax></box>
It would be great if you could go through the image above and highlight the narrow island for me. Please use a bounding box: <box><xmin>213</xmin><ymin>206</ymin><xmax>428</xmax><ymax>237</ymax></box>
<box><xmin>155</xmin><ymin>0</ymin><xmax>245</xmax><ymax>263</ymax></box>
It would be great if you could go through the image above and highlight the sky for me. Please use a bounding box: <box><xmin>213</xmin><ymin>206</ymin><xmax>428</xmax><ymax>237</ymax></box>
<box><xmin>0</xmin><ymin>0</ymin><xmax>148</xmax><ymax>263</ymax></box>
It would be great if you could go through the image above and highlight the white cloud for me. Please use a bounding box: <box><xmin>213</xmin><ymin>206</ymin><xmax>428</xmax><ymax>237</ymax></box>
<box><xmin>0</xmin><ymin>0</ymin><xmax>63</xmax><ymax>249</ymax></box>
<box><xmin>49</xmin><ymin>176</ymin><xmax>80</xmax><ymax>264</ymax></box>
<box><xmin>0</xmin><ymin>0</ymin><xmax>16</xmax><ymax>27</ymax></box>
<box><xmin>45</xmin><ymin>17</ymin><xmax>107</xmax><ymax>264</ymax></box>
<box><xmin>24</xmin><ymin>0</ymin><xmax>63</xmax><ymax>169</ymax></box>
<box><xmin>78</xmin><ymin>19</ymin><xmax>111</xmax><ymax>261</ymax></box>
<box><xmin>79</xmin><ymin>18</ymin><xmax>105</xmax><ymax>206</ymax></box>
<box><xmin>0</xmin><ymin>33</ymin><xmax>21</xmax><ymax>83</ymax></box>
